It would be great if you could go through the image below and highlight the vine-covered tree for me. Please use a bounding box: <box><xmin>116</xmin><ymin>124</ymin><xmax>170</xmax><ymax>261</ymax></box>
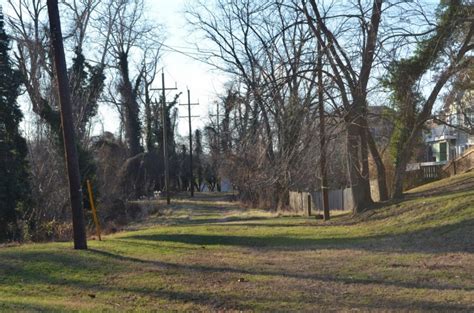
<box><xmin>0</xmin><ymin>8</ymin><xmax>30</xmax><ymax>241</ymax></box>
<box><xmin>9</xmin><ymin>0</ymin><xmax>106</xmax><ymax>215</ymax></box>
<box><xmin>385</xmin><ymin>0</ymin><xmax>473</xmax><ymax>198</ymax></box>
<box><xmin>194</xmin><ymin>129</ymin><xmax>204</xmax><ymax>191</ymax></box>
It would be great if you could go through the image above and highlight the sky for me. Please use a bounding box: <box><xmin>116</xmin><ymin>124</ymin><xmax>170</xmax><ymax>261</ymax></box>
<box><xmin>2</xmin><ymin>0</ymin><xmax>228</xmax><ymax>138</ymax></box>
<box><xmin>3</xmin><ymin>0</ymin><xmax>444</xmax><ymax>138</ymax></box>
<box><xmin>112</xmin><ymin>0</ymin><xmax>228</xmax><ymax>136</ymax></box>
<box><xmin>96</xmin><ymin>0</ymin><xmax>228</xmax><ymax>137</ymax></box>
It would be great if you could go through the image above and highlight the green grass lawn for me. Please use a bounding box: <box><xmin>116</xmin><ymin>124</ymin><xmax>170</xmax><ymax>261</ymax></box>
<box><xmin>1</xmin><ymin>172</ymin><xmax>473</xmax><ymax>312</ymax></box>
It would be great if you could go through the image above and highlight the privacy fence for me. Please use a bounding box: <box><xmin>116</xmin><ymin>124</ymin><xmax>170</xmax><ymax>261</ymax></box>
<box><xmin>290</xmin><ymin>147</ymin><xmax>474</xmax><ymax>214</ymax></box>
<box><xmin>289</xmin><ymin>179</ymin><xmax>383</xmax><ymax>213</ymax></box>
<box><xmin>289</xmin><ymin>188</ymin><xmax>354</xmax><ymax>214</ymax></box>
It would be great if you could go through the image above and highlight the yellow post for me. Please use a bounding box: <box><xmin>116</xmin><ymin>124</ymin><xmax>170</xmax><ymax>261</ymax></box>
<box><xmin>86</xmin><ymin>179</ymin><xmax>102</xmax><ymax>241</ymax></box>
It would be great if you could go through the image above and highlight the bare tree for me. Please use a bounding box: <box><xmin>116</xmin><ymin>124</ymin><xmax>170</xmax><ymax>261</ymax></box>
<box><xmin>101</xmin><ymin>0</ymin><xmax>163</xmax><ymax>157</ymax></box>
<box><xmin>301</xmin><ymin>0</ymin><xmax>385</xmax><ymax>212</ymax></box>
<box><xmin>8</xmin><ymin>0</ymin><xmax>106</xmax><ymax>143</ymax></box>
<box><xmin>7</xmin><ymin>0</ymin><xmax>109</xmax><ymax>239</ymax></box>
<box><xmin>188</xmin><ymin>0</ymin><xmax>326</xmax><ymax>209</ymax></box>
<box><xmin>434</xmin><ymin>66</ymin><xmax>474</xmax><ymax>135</ymax></box>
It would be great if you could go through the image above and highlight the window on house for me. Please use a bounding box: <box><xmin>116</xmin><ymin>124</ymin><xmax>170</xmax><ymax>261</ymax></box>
<box><xmin>440</xmin><ymin>142</ymin><xmax>447</xmax><ymax>162</ymax></box>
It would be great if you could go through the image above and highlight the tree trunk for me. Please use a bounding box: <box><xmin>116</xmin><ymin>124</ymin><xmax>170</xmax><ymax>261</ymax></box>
<box><xmin>317</xmin><ymin>41</ymin><xmax>330</xmax><ymax>220</ymax></box>
<box><xmin>366</xmin><ymin>124</ymin><xmax>389</xmax><ymax>201</ymax></box>
<box><xmin>360</xmin><ymin>124</ymin><xmax>370</xmax><ymax>181</ymax></box>
<box><xmin>275</xmin><ymin>180</ymin><xmax>289</xmax><ymax>211</ymax></box>
<box><xmin>118</xmin><ymin>52</ymin><xmax>142</xmax><ymax>157</ymax></box>
<box><xmin>346</xmin><ymin>118</ymin><xmax>373</xmax><ymax>214</ymax></box>
<box><xmin>144</xmin><ymin>85</ymin><xmax>153</xmax><ymax>152</ymax></box>
<box><xmin>392</xmin><ymin>156</ymin><xmax>409</xmax><ymax>199</ymax></box>
<box><xmin>392</xmin><ymin>137</ymin><xmax>415</xmax><ymax>198</ymax></box>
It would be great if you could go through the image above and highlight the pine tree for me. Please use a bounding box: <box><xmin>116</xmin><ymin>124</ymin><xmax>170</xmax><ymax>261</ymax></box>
<box><xmin>0</xmin><ymin>7</ymin><xmax>30</xmax><ymax>241</ymax></box>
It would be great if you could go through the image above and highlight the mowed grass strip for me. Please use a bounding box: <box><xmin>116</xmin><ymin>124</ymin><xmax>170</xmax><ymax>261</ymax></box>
<box><xmin>1</xmin><ymin>172</ymin><xmax>473</xmax><ymax>312</ymax></box>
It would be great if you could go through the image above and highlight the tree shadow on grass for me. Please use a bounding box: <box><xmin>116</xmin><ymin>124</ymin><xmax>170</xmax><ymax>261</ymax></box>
<box><xmin>357</xmin><ymin>298</ymin><xmax>471</xmax><ymax>312</ymax></box>
<box><xmin>0</xmin><ymin>250</ymin><xmax>253</xmax><ymax>311</ymax></box>
<box><xmin>0</xmin><ymin>248</ymin><xmax>471</xmax><ymax>312</ymax></box>
<box><xmin>406</xmin><ymin>176</ymin><xmax>474</xmax><ymax>199</ymax></box>
<box><xmin>341</xmin><ymin>190</ymin><xmax>474</xmax><ymax>230</ymax></box>
<box><xmin>123</xmin><ymin>217</ymin><xmax>474</xmax><ymax>254</ymax></box>
<box><xmin>0</xmin><ymin>250</ymin><xmax>118</xmax><ymax>288</ymax></box>
<box><xmin>160</xmin><ymin>215</ymin><xmax>272</xmax><ymax>226</ymax></box>
<box><xmin>124</xmin><ymin>233</ymin><xmax>348</xmax><ymax>248</ymax></box>
<box><xmin>87</xmin><ymin>249</ymin><xmax>472</xmax><ymax>293</ymax></box>
<box><xmin>0</xmin><ymin>300</ymin><xmax>64</xmax><ymax>312</ymax></box>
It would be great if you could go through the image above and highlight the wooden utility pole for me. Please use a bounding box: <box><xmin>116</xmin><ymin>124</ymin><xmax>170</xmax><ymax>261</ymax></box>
<box><xmin>318</xmin><ymin>41</ymin><xmax>330</xmax><ymax>221</ymax></box>
<box><xmin>47</xmin><ymin>0</ymin><xmax>87</xmax><ymax>249</ymax></box>
<box><xmin>179</xmin><ymin>89</ymin><xmax>199</xmax><ymax>197</ymax></box>
<box><xmin>152</xmin><ymin>71</ymin><xmax>177</xmax><ymax>205</ymax></box>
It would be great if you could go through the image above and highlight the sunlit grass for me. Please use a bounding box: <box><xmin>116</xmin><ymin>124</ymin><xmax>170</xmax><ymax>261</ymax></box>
<box><xmin>0</xmin><ymin>172</ymin><xmax>473</xmax><ymax>311</ymax></box>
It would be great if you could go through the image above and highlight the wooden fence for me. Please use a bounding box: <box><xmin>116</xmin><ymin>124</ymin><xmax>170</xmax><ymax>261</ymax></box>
<box><xmin>404</xmin><ymin>163</ymin><xmax>443</xmax><ymax>190</ymax></box>
<box><xmin>289</xmin><ymin>177</ymin><xmax>389</xmax><ymax>214</ymax></box>
<box><xmin>443</xmin><ymin>147</ymin><xmax>474</xmax><ymax>177</ymax></box>
<box><xmin>289</xmin><ymin>188</ymin><xmax>354</xmax><ymax>214</ymax></box>
<box><xmin>290</xmin><ymin>147</ymin><xmax>474</xmax><ymax>214</ymax></box>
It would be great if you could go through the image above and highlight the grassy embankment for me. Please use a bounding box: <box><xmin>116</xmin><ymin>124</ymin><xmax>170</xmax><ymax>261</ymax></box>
<box><xmin>0</xmin><ymin>172</ymin><xmax>473</xmax><ymax>311</ymax></box>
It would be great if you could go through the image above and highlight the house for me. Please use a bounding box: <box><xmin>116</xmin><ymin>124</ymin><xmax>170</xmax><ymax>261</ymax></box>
<box><xmin>424</xmin><ymin>90</ymin><xmax>474</xmax><ymax>164</ymax></box>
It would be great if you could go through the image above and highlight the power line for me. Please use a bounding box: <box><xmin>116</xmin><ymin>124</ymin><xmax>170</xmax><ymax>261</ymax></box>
<box><xmin>159</xmin><ymin>43</ymin><xmax>219</xmax><ymax>66</ymax></box>
<box><xmin>160</xmin><ymin>43</ymin><xmax>219</xmax><ymax>54</ymax></box>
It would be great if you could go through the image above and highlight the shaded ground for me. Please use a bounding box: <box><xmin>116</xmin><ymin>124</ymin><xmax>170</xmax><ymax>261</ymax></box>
<box><xmin>0</xmin><ymin>172</ymin><xmax>473</xmax><ymax>312</ymax></box>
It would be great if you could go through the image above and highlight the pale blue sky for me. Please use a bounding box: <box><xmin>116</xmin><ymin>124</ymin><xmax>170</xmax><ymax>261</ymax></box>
<box><xmin>3</xmin><ymin>0</ymin><xmax>443</xmax><ymax>139</ymax></box>
<box><xmin>3</xmin><ymin>0</ymin><xmax>227</xmax><ymax>138</ymax></box>
<box><xmin>97</xmin><ymin>0</ymin><xmax>228</xmax><ymax>137</ymax></box>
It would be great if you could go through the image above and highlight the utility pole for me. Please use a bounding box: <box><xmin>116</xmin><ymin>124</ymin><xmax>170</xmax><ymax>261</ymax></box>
<box><xmin>47</xmin><ymin>0</ymin><xmax>87</xmax><ymax>249</ymax></box>
<box><xmin>179</xmin><ymin>89</ymin><xmax>199</xmax><ymax>197</ymax></box>
<box><xmin>152</xmin><ymin>71</ymin><xmax>177</xmax><ymax>205</ymax></box>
